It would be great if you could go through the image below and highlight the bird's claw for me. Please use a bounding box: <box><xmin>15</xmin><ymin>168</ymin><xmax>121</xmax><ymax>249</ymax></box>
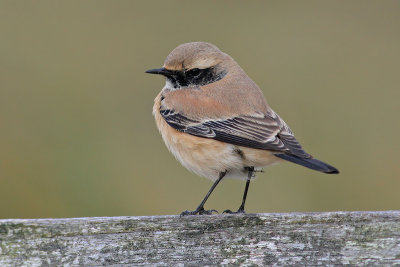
<box><xmin>199</xmin><ymin>209</ymin><xmax>218</xmax><ymax>215</ymax></box>
<box><xmin>223</xmin><ymin>208</ymin><xmax>245</xmax><ymax>214</ymax></box>
<box><xmin>180</xmin><ymin>207</ymin><xmax>218</xmax><ymax>216</ymax></box>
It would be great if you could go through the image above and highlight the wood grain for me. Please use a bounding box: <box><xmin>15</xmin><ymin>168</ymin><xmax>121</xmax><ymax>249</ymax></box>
<box><xmin>1</xmin><ymin>211</ymin><xmax>399</xmax><ymax>266</ymax></box>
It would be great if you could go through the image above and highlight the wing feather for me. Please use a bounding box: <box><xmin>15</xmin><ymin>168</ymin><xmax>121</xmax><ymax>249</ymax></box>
<box><xmin>161</xmin><ymin>108</ymin><xmax>310</xmax><ymax>158</ymax></box>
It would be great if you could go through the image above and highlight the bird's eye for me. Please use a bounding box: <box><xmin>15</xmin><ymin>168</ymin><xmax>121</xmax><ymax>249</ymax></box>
<box><xmin>188</xmin><ymin>68</ymin><xmax>201</xmax><ymax>77</ymax></box>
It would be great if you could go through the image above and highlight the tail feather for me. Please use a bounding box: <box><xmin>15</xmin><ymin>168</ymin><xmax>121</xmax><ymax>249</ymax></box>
<box><xmin>274</xmin><ymin>154</ymin><xmax>339</xmax><ymax>174</ymax></box>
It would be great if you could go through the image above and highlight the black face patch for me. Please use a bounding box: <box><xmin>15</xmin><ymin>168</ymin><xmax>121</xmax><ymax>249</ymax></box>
<box><xmin>166</xmin><ymin>66</ymin><xmax>227</xmax><ymax>89</ymax></box>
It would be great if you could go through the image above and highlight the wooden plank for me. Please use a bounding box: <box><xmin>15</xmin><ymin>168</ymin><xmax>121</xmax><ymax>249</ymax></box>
<box><xmin>1</xmin><ymin>211</ymin><xmax>400</xmax><ymax>266</ymax></box>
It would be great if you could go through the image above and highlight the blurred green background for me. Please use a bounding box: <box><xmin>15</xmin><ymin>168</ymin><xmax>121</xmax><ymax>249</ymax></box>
<box><xmin>1</xmin><ymin>1</ymin><xmax>399</xmax><ymax>219</ymax></box>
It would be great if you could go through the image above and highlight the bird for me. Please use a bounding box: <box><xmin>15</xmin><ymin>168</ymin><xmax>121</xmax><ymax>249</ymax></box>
<box><xmin>146</xmin><ymin>42</ymin><xmax>339</xmax><ymax>216</ymax></box>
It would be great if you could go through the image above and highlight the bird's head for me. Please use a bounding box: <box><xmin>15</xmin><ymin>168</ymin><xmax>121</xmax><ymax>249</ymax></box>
<box><xmin>146</xmin><ymin>42</ymin><xmax>231</xmax><ymax>90</ymax></box>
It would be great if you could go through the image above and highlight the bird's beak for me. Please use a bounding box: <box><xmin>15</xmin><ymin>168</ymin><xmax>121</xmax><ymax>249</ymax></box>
<box><xmin>145</xmin><ymin>67</ymin><xmax>172</xmax><ymax>77</ymax></box>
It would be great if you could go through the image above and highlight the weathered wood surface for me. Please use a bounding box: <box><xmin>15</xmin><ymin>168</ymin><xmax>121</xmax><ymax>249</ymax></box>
<box><xmin>0</xmin><ymin>211</ymin><xmax>399</xmax><ymax>266</ymax></box>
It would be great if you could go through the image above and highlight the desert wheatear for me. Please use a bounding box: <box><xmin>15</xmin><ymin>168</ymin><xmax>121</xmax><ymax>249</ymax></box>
<box><xmin>146</xmin><ymin>42</ymin><xmax>338</xmax><ymax>216</ymax></box>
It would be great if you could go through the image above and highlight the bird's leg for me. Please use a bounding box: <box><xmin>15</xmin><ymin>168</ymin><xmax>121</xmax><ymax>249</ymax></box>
<box><xmin>224</xmin><ymin>167</ymin><xmax>254</xmax><ymax>214</ymax></box>
<box><xmin>180</xmin><ymin>171</ymin><xmax>226</xmax><ymax>216</ymax></box>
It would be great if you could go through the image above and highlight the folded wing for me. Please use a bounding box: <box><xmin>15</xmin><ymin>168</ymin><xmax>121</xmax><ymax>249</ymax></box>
<box><xmin>160</xmin><ymin>108</ymin><xmax>310</xmax><ymax>158</ymax></box>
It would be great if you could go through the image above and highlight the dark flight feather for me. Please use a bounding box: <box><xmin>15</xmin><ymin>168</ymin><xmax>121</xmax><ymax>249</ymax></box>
<box><xmin>274</xmin><ymin>154</ymin><xmax>339</xmax><ymax>174</ymax></box>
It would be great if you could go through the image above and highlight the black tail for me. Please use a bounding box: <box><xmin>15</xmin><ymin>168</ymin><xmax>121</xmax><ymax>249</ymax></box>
<box><xmin>274</xmin><ymin>154</ymin><xmax>339</xmax><ymax>174</ymax></box>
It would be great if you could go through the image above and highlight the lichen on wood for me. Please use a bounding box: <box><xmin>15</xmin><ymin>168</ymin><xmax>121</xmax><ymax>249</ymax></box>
<box><xmin>1</xmin><ymin>211</ymin><xmax>400</xmax><ymax>266</ymax></box>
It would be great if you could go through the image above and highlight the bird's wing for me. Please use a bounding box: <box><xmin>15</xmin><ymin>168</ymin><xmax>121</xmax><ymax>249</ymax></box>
<box><xmin>160</xmin><ymin>108</ymin><xmax>311</xmax><ymax>158</ymax></box>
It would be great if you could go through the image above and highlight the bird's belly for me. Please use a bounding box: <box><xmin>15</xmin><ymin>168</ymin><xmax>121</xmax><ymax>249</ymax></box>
<box><xmin>156</xmin><ymin>116</ymin><xmax>242</xmax><ymax>180</ymax></box>
<box><xmin>154</xmin><ymin>114</ymin><xmax>280</xmax><ymax>181</ymax></box>
<box><xmin>239</xmin><ymin>146</ymin><xmax>283</xmax><ymax>169</ymax></box>
<box><xmin>153</xmin><ymin>93</ymin><xmax>281</xmax><ymax>180</ymax></box>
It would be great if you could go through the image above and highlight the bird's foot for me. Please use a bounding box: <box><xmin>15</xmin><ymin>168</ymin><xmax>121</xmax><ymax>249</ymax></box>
<box><xmin>180</xmin><ymin>207</ymin><xmax>218</xmax><ymax>216</ymax></box>
<box><xmin>223</xmin><ymin>208</ymin><xmax>245</xmax><ymax>214</ymax></box>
